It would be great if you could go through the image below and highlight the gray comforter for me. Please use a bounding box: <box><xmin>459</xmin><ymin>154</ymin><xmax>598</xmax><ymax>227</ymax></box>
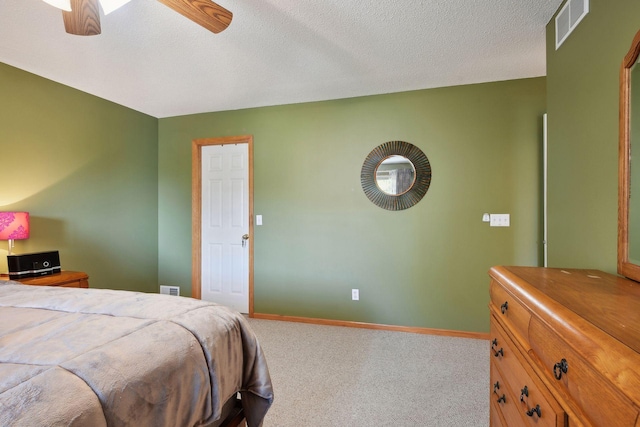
<box><xmin>0</xmin><ymin>281</ymin><xmax>273</xmax><ymax>427</ymax></box>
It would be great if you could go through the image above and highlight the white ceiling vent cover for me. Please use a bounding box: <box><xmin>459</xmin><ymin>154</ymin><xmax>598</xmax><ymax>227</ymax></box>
<box><xmin>160</xmin><ymin>285</ymin><xmax>180</xmax><ymax>296</ymax></box>
<box><xmin>556</xmin><ymin>0</ymin><xmax>589</xmax><ymax>49</ymax></box>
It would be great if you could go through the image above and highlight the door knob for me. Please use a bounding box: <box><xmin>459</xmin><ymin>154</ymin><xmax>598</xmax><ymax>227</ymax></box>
<box><xmin>242</xmin><ymin>234</ymin><xmax>249</xmax><ymax>247</ymax></box>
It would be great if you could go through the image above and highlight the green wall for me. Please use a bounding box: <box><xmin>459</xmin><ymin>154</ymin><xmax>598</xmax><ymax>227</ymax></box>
<box><xmin>159</xmin><ymin>78</ymin><xmax>546</xmax><ymax>333</ymax></box>
<box><xmin>0</xmin><ymin>62</ymin><xmax>159</xmax><ymax>292</ymax></box>
<box><xmin>1</xmin><ymin>39</ymin><xmax>548</xmax><ymax>333</ymax></box>
<box><xmin>546</xmin><ymin>0</ymin><xmax>640</xmax><ymax>272</ymax></box>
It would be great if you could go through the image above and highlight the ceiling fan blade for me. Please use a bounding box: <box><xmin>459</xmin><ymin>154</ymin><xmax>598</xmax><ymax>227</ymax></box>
<box><xmin>62</xmin><ymin>0</ymin><xmax>101</xmax><ymax>35</ymax></box>
<box><xmin>157</xmin><ymin>0</ymin><xmax>233</xmax><ymax>34</ymax></box>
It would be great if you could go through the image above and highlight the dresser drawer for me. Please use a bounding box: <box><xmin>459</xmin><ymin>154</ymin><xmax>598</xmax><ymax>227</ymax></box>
<box><xmin>491</xmin><ymin>360</ymin><xmax>524</xmax><ymax>426</ymax></box>
<box><xmin>490</xmin><ymin>278</ymin><xmax>531</xmax><ymax>344</ymax></box>
<box><xmin>491</xmin><ymin>317</ymin><xmax>565</xmax><ymax>427</ymax></box>
<box><xmin>529</xmin><ymin>317</ymin><xmax>638</xmax><ymax>426</ymax></box>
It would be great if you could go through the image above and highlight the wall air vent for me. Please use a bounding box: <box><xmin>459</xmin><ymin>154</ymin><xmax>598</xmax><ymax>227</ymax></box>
<box><xmin>555</xmin><ymin>0</ymin><xmax>589</xmax><ymax>49</ymax></box>
<box><xmin>160</xmin><ymin>285</ymin><xmax>180</xmax><ymax>296</ymax></box>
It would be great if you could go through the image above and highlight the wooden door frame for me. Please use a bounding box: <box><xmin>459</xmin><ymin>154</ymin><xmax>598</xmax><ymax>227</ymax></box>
<box><xmin>191</xmin><ymin>135</ymin><xmax>254</xmax><ymax>315</ymax></box>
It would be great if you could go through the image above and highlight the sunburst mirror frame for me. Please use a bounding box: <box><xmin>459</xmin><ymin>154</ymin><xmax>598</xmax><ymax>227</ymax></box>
<box><xmin>361</xmin><ymin>141</ymin><xmax>432</xmax><ymax>211</ymax></box>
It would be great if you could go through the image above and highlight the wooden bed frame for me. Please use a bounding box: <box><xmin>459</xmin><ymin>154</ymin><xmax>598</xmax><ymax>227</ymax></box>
<box><xmin>218</xmin><ymin>397</ymin><xmax>246</xmax><ymax>427</ymax></box>
<box><xmin>223</xmin><ymin>404</ymin><xmax>246</xmax><ymax>427</ymax></box>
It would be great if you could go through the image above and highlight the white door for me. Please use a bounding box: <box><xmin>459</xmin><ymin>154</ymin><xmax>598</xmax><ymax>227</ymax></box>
<box><xmin>201</xmin><ymin>143</ymin><xmax>249</xmax><ymax>313</ymax></box>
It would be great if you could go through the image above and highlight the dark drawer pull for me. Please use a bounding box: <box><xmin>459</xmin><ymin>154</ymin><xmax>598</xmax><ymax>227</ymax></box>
<box><xmin>553</xmin><ymin>358</ymin><xmax>568</xmax><ymax>380</ymax></box>
<box><xmin>496</xmin><ymin>394</ymin><xmax>506</xmax><ymax>403</ymax></box>
<box><xmin>526</xmin><ymin>404</ymin><xmax>541</xmax><ymax>418</ymax></box>
<box><xmin>520</xmin><ymin>385</ymin><xmax>528</xmax><ymax>402</ymax></box>
<box><xmin>491</xmin><ymin>338</ymin><xmax>503</xmax><ymax>357</ymax></box>
<box><xmin>500</xmin><ymin>301</ymin><xmax>508</xmax><ymax>314</ymax></box>
<box><xmin>493</xmin><ymin>381</ymin><xmax>500</xmax><ymax>394</ymax></box>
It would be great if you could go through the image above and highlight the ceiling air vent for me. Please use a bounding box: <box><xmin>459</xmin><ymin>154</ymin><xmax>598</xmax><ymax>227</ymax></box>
<box><xmin>160</xmin><ymin>285</ymin><xmax>180</xmax><ymax>296</ymax></box>
<box><xmin>555</xmin><ymin>0</ymin><xmax>589</xmax><ymax>49</ymax></box>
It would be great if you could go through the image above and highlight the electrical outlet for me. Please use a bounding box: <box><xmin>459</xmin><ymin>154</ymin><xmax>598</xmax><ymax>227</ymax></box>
<box><xmin>352</xmin><ymin>289</ymin><xmax>359</xmax><ymax>301</ymax></box>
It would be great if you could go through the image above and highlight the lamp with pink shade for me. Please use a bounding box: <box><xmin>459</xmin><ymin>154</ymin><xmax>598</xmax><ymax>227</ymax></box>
<box><xmin>0</xmin><ymin>212</ymin><xmax>30</xmax><ymax>255</ymax></box>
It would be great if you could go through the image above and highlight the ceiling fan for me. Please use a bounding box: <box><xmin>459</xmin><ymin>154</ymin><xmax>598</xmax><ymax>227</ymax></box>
<box><xmin>42</xmin><ymin>0</ymin><xmax>232</xmax><ymax>36</ymax></box>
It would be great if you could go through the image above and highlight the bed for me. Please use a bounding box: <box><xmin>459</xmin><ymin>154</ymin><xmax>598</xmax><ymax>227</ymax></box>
<box><xmin>0</xmin><ymin>280</ymin><xmax>273</xmax><ymax>427</ymax></box>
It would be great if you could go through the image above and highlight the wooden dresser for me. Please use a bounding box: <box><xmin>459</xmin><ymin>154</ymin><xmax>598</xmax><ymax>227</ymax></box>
<box><xmin>0</xmin><ymin>270</ymin><xmax>89</xmax><ymax>288</ymax></box>
<box><xmin>489</xmin><ymin>266</ymin><xmax>640</xmax><ymax>427</ymax></box>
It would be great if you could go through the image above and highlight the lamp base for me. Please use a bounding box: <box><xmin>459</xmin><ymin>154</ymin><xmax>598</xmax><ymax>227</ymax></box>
<box><xmin>2</xmin><ymin>240</ymin><xmax>15</xmax><ymax>275</ymax></box>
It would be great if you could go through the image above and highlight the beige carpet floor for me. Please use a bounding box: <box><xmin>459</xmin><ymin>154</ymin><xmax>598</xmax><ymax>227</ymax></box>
<box><xmin>247</xmin><ymin>318</ymin><xmax>489</xmax><ymax>427</ymax></box>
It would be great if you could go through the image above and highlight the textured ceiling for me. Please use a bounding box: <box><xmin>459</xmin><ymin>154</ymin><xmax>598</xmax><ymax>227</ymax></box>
<box><xmin>0</xmin><ymin>0</ymin><xmax>562</xmax><ymax>118</ymax></box>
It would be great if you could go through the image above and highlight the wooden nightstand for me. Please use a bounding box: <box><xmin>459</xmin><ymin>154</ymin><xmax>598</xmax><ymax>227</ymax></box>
<box><xmin>0</xmin><ymin>271</ymin><xmax>89</xmax><ymax>288</ymax></box>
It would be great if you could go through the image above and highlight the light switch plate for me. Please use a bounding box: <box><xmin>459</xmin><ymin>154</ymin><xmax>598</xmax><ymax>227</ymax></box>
<box><xmin>490</xmin><ymin>214</ymin><xmax>510</xmax><ymax>227</ymax></box>
<box><xmin>256</xmin><ymin>215</ymin><xmax>262</xmax><ymax>226</ymax></box>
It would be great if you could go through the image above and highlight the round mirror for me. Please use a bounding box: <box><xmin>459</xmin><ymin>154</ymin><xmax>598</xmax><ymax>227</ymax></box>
<box><xmin>361</xmin><ymin>141</ymin><xmax>431</xmax><ymax>211</ymax></box>
<box><xmin>375</xmin><ymin>155</ymin><xmax>416</xmax><ymax>195</ymax></box>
